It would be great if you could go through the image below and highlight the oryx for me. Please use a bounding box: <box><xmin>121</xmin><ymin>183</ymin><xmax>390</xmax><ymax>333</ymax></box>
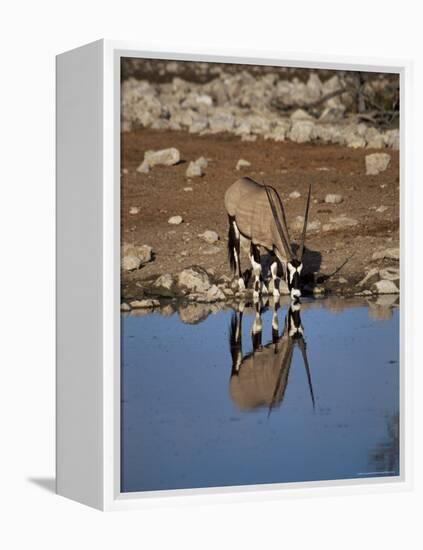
<box><xmin>224</xmin><ymin>177</ymin><xmax>311</xmax><ymax>301</ymax></box>
<box><xmin>229</xmin><ymin>300</ymin><xmax>315</xmax><ymax>414</ymax></box>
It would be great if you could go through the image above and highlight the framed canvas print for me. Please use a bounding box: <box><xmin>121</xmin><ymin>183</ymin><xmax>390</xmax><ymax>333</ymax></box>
<box><xmin>56</xmin><ymin>40</ymin><xmax>412</xmax><ymax>510</ymax></box>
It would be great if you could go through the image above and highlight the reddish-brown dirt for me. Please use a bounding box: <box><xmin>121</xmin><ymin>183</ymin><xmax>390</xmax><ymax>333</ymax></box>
<box><xmin>121</xmin><ymin>129</ymin><xmax>399</xmax><ymax>300</ymax></box>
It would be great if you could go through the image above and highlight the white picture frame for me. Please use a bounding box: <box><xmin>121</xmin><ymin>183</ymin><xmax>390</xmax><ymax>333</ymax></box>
<box><xmin>56</xmin><ymin>39</ymin><xmax>412</xmax><ymax>511</ymax></box>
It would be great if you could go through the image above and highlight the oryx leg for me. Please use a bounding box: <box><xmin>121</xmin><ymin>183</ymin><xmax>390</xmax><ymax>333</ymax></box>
<box><xmin>250</xmin><ymin>243</ymin><xmax>267</xmax><ymax>298</ymax></box>
<box><xmin>230</xmin><ymin>309</ymin><xmax>243</xmax><ymax>376</ymax></box>
<box><xmin>270</xmin><ymin>255</ymin><xmax>282</xmax><ymax>299</ymax></box>
<box><xmin>232</xmin><ymin>220</ymin><xmax>244</xmax><ymax>290</ymax></box>
<box><xmin>271</xmin><ymin>298</ymin><xmax>280</xmax><ymax>343</ymax></box>
<box><xmin>251</xmin><ymin>298</ymin><xmax>263</xmax><ymax>351</ymax></box>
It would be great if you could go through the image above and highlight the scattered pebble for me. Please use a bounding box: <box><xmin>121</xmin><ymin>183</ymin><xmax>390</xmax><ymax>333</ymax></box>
<box><xmin>186</xmin><ymin>161</ymin><xmax>203</xmax><ymax>178</ymax></box>
<box><xmin>372</xmin><ymin>279</ymin><xmax>399</xmax><ymax>295</ymax></box>
<box><xmin>168</xmin><ymin>215</ymin><xmax>183</xmax><ymax>225</ymax></box>
<box><xmin>236</xmin><ymin>159</ymin><xmax>251</xmax><ymax>170</ymax></box>
<box><xmin>325</xmin><ymin>193</ymin><xmax>343</xmax><ymax>204</ymax></box>
<box><xmin>365</xmin><ymin>153</ymin><xmax>391</xmax><ymax>175</ymax></box>
<box><xmin>289</xmin><ymin>191</ymin><xmax>301</xmax><ymax>199</ymax></box>
<box><xmin>144</xmin><ymin>147</ymin><xmax>181</xmax><ymax>167</ymax></box>
<box><xmin>129</xmin><ymin>206</ymin><xmax>140</xmax><ymax>215</ymax></box>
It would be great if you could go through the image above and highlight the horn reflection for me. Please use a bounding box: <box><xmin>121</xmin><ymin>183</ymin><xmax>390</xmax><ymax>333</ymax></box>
<box><xmin>229</xmin><ymin>299</ymin><xmax>315</xmax><ymax>415</ymax></box>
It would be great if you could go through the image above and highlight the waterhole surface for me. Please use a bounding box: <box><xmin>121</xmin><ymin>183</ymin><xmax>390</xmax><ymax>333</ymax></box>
<box><xmin>121</xmin><ymin>296</ymin><xmax>399</xmax><ymax>493</ymax></box>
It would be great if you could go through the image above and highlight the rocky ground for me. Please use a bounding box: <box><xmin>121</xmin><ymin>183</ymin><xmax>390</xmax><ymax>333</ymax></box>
<box><xmin>121</xmin><ymin>128</ymin><xmax>400</xmax><ymax>310</ymax></box>
<box><xmin>122</xmin><ymin>65</ymin><xmax>399</xmax><ymax>149</ymax></box>
<box><xmin>121</xmin><ymin>294</ymin><xmax>399</xmax><ymax>326</ymax></box>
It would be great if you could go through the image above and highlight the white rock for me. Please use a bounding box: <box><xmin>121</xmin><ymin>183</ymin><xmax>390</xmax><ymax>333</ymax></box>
<box><xmin>376</xmin><ymin>205</ymin><xmax>388</xmax><ymax>213</ymax></box>
<box><xmin>290</xmin><ymin>108</ymin><xmax>314</xmax><ymax>121</ymax></box>
<box><xmin>144</xmin><ymin>147</ymin><xmax>181</xmax><ymax>167</ymax></box>
<box><xmin>196</xmin><ymin>94</ymin><xmax>213</xmax><ymax>107</ymax></box>
<box><xmin>189</xmin><ymin>119</ymin><xmax>208</xmax><ymax>134</ymax></box>
<box><xmin>195</xmin><ymin>156</ymin><xmax>208</xmax><ymax>169</ymax></box>
<box><xmin>379</xmin><ymin>267</ymin><xmax>400</xmax><ymax>281</ymax></box>
<box><xmin>372</xmin><ymin>280</ymin><xmax>399</xmax><ymax>295</ymax></box>
<box><xmin>201</xmin><ymin>285</ymin><xmax>226</xmax><ymax>302</ymax></box>
<box><xmin>209</xmin><ymin>111</ymin><xmax>235</xmax><ymax>133</ymax></box>
<box><xmin>183</xmin><ymin>187</ymin><xmax>193</xmax><ymax>192</ymax></box>
<box><xmin>186</xmin><ymin>156</ymin><xmax>207</xmax><ymax>177</ymax></box>
<box><xmin>365</xmin><ymin>127</ymin><xmax>385</xmax><ymax>149</ymax></box>
<box><xmin>122</xmin><ymin>244</ymin><xmax>152</xmax><ymax>265</ymax></box>
<box><xmin>153</xmin><ymin>273</ymin><xmax>174</xmax><ymax>290</ymax></box>
<box><xmin>121</xmin><ymin>303</ymin><xmax>131</xmax><ymax>312</ymax></box>
<box><xmin>289</xmin><ymin>121</ymin><xmax>315</xmax><ymax>143</ymax></box>
<box><xmin>168</xmin><ymin>215</ymin><xmax>183</xmax><ymax>225</ymax></box>
<box><xmin>289</xmin><ymin>191</ymin><xmax>301</xmax><ymax>199</ymax></box>
<box><xmin>236</xmin><ymin>159</ymin><xmax>251</xmax><ymax>170</ymax></box>
<box><xmin>177</xmin><ymin>267</ymin><xmax>211</xmax><ymax>293</ymax></box>
<box><xmin>198</xmin><ymin>230</ymin><xmax>219</xmax><ymax>244</ymax></box>
<box><xmin>343</xmin><ymin>129</ymin><xmax>366</xmax><ymax>149</ymax></box>
<box><xmin>136</xmin><ymin>160</ymin><xmax>150</xmax><ymax>174</ymax></box>
<box><xmin>384</xmin><ymin>129</ymin><xmax>400</xmax><ymax>150</ymax></box>
<box><xmin>325</xmin><ymin>193</ymin><xmax>343</xmax><ymax>204</ymax></box>
<box><xmin>186</xmin><ymin>161</ymin><xmax>203</xmax><ymax>178</ymax></box>
<box><xmin>306</xmin><ymin>73</ymin><xmax>323</xmax><ymax>97</ymax></box>
<box><xmin>130</xmin><ymin>298</ymin><xmax>160</xmax><ymax>309</ymax></box>
<box><xmin>357</xmin><ymin>267</ymin><xmax>379</xmax><ymax>287</ymax></box>
<box><xmin>129</xmin><ymin>206</ymin><xmax>140</xmax><ymax>215</ymax></box>
<box><xmin>121</xmin><ymin>255</ymin><xmax>141</xmax><ymax>271</ymax></box>
<box><xmin>365</xmin><ymin>153</ymin><xmax>391</xmax><ymax>175</ymax></box>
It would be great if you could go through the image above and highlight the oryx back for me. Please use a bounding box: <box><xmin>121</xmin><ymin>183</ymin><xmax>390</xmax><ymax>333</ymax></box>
<box><xmin>224</xmin><ymin>177</ymin><xmax>285</xmax><ymax>254</ymax></box>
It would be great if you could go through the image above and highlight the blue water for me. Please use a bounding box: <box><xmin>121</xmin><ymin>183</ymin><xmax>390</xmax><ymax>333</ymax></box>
<box><xmin>121</xmin><ymin>299</ymin><xmax>399</xmax><ymax>492</ymax></box>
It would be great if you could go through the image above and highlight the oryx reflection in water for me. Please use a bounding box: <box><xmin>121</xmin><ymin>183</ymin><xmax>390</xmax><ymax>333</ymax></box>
<box><xmin>229</xmin><ymin>299</ymin><xmax>315</xmax><ymax>415</ymax></box>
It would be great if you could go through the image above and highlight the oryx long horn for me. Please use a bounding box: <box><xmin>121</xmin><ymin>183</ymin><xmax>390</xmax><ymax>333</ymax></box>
<box><xmin>298</xmin><ymin>184</ymin><xmax>312</xmax><ymax>260</ymax></box>
<box><xmin>298</xmin><ymin>338</ymin><xmax>315</xmax><ymax>409</ymax></box>
<box><xmin>264</xmin><ymin>185</ymin><xmax>294</xmax><ymax>261</ymax></box>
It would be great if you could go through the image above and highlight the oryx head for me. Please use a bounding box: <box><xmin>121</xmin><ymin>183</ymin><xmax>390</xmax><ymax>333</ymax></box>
<box><xmin>265</xmin><ymin>184</ymin><xmax>312</xmax><ymax>301</ymax></box>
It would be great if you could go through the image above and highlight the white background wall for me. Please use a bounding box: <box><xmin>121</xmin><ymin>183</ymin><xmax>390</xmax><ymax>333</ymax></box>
<box><xmin>0</xmin><ymin>0</ymin><xmax>421</xmax><ymax>547</ymax></box>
